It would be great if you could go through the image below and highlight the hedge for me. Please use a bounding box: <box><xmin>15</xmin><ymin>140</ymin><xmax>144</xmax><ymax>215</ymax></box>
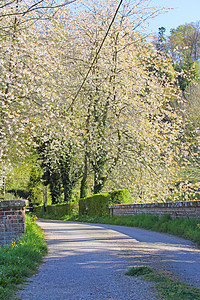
<box><xmin>109</xmin><ymin>189</ymin><xmax>130</xmax><ymax>204</ymax></box>
<box><xmin>34</xmin><ymin>202</ymin><xmax>72</xmax><ymax>217</ymax></box>
<box><xmin>33</xmin><ymin>189</ymin><xmax>130</xmax><ymax>218</ymax></box>
<box><xmin>79</xmin><ymin>189</ymin><xmax>130</xmax><ymax>217</ymax></box>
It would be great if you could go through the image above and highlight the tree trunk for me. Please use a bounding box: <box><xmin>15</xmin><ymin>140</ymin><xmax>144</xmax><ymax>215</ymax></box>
<box><xmin>93</xmin><ymin>172</ymin><xmax>107</xmax><ymax>194</ymax></box>
<box><xmin>80</xmin><ymin>154</ymin><xmax>89</xmax><ymax>198</ymax></box>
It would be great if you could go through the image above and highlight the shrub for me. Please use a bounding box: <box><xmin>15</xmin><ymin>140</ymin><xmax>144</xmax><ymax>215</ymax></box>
<box><xmin>46</xmin><ymin>203</ymin><xmax>72</xmax><ymax>216</ymax></box>
<box><xmin>34</xmin><ymin>202</ymin><xmax>72</xmax><ymax>217</ymax></box>
<box><xmin>109</xmin><ymin>189</ymin><xmax>130</xmax><ymax>204</ymax></box>
<box><xmin>7</xmin><ymin>189</ymin><xmax>29</xmax><ymax>199</ymax></box>
<box><xmin>33</xmin><ymin>205</ymin><xmax>44</xmax><ymax>214</ymax></box>
<box><xmin>79</xmin><ymin>189</ymin><xmax>131</xmax><ymax>217</ymax></box>
<box><xmin>79</xmin><ymin>193</ymin><xmax>110</xmax><ymax>217</ymax></box>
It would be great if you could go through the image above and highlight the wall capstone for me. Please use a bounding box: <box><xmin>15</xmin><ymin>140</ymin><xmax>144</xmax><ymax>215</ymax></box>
<box><xmin>0</xmin><ymin>200</ymin><xmax>28</xmax><ymax>246</ymax></box>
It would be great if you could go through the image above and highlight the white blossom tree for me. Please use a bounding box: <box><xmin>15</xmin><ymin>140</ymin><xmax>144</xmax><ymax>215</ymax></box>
<box><xmin>1</xmin><ymin>0</ymin><xmax>195</xmax><ymax>202</ymax></box>
<box><xmin>0</xmin><ymin>0</ymin><xmax>76</xmax><ymax>195</ymax></box>
<box><xmin>52</xmin><ymin>0</ymin><xmax>186</xmax><ymax>201</ymax></box>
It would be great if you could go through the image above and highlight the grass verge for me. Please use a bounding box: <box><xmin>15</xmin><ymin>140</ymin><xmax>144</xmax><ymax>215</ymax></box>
<box><xmin>0</xmin><ymin>215</ymin><xmax>48</xmax><ymax>299</ymax></box>
<box><xmin>125</xmin><ymin>266</ymin><xmax>200</xmax><ymax>300</ymax></box>
<box><xmin>35</xmin><ymin>212</ymin><xmax>200</xmax><ymax>247</ymax></box>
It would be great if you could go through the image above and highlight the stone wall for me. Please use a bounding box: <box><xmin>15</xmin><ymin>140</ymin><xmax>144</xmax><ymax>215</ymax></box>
<box><xmin>0</xmin><ymin>200</ymin><xmax>28</xmax><ymax>246</ymax></box>
<box><xmin>109</xmin><ymin>201</ymin><xmax>200</xmax><ymax>219</ymax></box>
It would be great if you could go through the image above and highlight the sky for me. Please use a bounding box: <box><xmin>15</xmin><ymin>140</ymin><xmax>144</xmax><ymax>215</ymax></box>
<box><xmin>146</xmin><ymin>0</ymin><xmax>200</xmax><ymax>35</ymax></box>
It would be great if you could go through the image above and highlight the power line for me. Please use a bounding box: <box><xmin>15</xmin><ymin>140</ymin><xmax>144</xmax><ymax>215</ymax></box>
<box><xmin>68</xmin><ymin>0</ymin><xmax>124</xmax><ymax>110</ymax></box>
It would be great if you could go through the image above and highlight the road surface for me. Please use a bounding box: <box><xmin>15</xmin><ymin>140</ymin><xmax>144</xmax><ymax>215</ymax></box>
<box><xmin>16</xmin><ymin>219</ymin><xmax>200</xmax><ymax>299</ymax></box>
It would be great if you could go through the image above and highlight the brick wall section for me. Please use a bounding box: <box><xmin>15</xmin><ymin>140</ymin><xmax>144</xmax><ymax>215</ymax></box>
<box><xmin>0</xmin><ymin>200</ymin><xmax>28</xmax><ymax>246</ymax></box>
<box><xmin>109</xmin><ymin>201</ymin><xmax>200</xmax><ymax>219</ymax></box>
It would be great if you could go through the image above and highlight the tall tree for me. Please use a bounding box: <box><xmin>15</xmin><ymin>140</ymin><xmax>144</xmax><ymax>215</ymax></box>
<box><xmin>168</xmin><ymin>22</ymin><xmax>200</xmax><ymax>63</ymax></box>
<box><xmin>34</xmin><ymin>0</ymin><xmax>167</xmax><ymax>198</ymax></box>
<box><xmin>64</xmin><ymin>1</ymin><xmax>186</xmax><ymax>200</ymax></box>
<box><xmin>166</xmin><ymin>22</ymin><xmax>200</xmax><ymax>91</ymax></box>
<box><xmin>1</xmin><ymin>0</ymin><xmax>193</xmax><ymax>203</ymax></box>
<box><xmin>155</xmin><ymin>26</ymin><xmax>167</xmax><ymax>54</ymax></box>
<box><xmin>0</xmin><ymin>0</ymin><xmax>76</xmax><ymax>195</ymax></box>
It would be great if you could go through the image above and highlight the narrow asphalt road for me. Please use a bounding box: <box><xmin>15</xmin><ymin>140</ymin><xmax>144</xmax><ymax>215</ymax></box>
<box><xmin>16</xmin><ymin>220</ymin><xmax>200</xmax><ymax>300</ymax></box>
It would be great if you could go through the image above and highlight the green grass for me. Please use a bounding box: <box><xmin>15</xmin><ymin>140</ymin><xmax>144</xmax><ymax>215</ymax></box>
<box><xmin>125</xmin><ymin>266</ymin><xmax>200</xmax><ymax>300</ymax></box>
<box><xmin>0</xmin><ymin>215</ymin><xmax>48</xmax><ymax>299</ymax></box>
<box><xmin>125</xmin><ymin>266</ymin><xmax>153</xmax><ymax>276</ymax></box>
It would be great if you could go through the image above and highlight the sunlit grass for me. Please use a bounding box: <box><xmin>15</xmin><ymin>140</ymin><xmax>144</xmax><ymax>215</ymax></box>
<box><xmin>125</xmin><ymin>266</ymin><xmax>200</xmax><ymax>300</ymax></box>
<box><xmin>0</xmin><ymin>215</ymin><xmax>47</xmax><ymax>299</ymax></box>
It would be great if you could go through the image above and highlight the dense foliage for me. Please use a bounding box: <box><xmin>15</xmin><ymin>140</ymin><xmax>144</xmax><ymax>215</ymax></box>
<box><xmin>34</xmin><ymin>202</ymin><xmax>73</xmax><ymax>217</ymax></box>
<box><xmin>79</xmin><ymin>189</ymin><xmax>131</xmax><ymax>216</ymax></box>
<box><xmin>1</xmin><ymin>0</ymin><xmax>199</xmax><ymax>203</ymax></box>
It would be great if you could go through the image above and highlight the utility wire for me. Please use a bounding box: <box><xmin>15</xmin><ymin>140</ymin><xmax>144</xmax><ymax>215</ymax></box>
<box><xmin>68</xmin><ymin>0</ymin><xmax>124</xmax><ymax>110</ymax></box>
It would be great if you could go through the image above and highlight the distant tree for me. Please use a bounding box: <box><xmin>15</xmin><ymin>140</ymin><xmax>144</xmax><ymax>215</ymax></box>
<box><xmin>168</xmin><ymin>22</ymin><xmax>200</xmax><ymax>63</ymax></box>
<box><xmin>165</xmin><ymin>22</ymin><xmax>200</xmax><ymax>91</ymax></box>
<box><xmin>155</xmin><ymin>27</ymin><xmax>167</xmax><ymax>54</ymax></box>
<box><xmin>185</xmin><ymin>83</ymin><xmax>200</xmax><ymax>138</ymax></box>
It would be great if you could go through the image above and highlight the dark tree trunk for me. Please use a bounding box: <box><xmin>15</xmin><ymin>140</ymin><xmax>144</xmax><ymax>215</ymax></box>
<box><xmin>93</xmin><ymin>172</ymin><xmax>107</xmax><ymax>194</ymax></box>
<box><xmin>80</xmin><ymin>154</ymin><xmax>89</xmax><ymax>198</ymax></box>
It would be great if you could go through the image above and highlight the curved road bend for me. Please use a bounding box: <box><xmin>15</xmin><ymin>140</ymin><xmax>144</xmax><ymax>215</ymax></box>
<box><xmin>16</xmin><ymin>220</ymin><xmax>200</xmax><ymax>300</ymax></box>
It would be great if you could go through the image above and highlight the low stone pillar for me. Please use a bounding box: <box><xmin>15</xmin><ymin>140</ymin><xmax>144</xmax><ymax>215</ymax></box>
<box><xmin>0</xmin><ymin>200</ymin><xmax>28</xmax><ymax>246</ymax></box>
